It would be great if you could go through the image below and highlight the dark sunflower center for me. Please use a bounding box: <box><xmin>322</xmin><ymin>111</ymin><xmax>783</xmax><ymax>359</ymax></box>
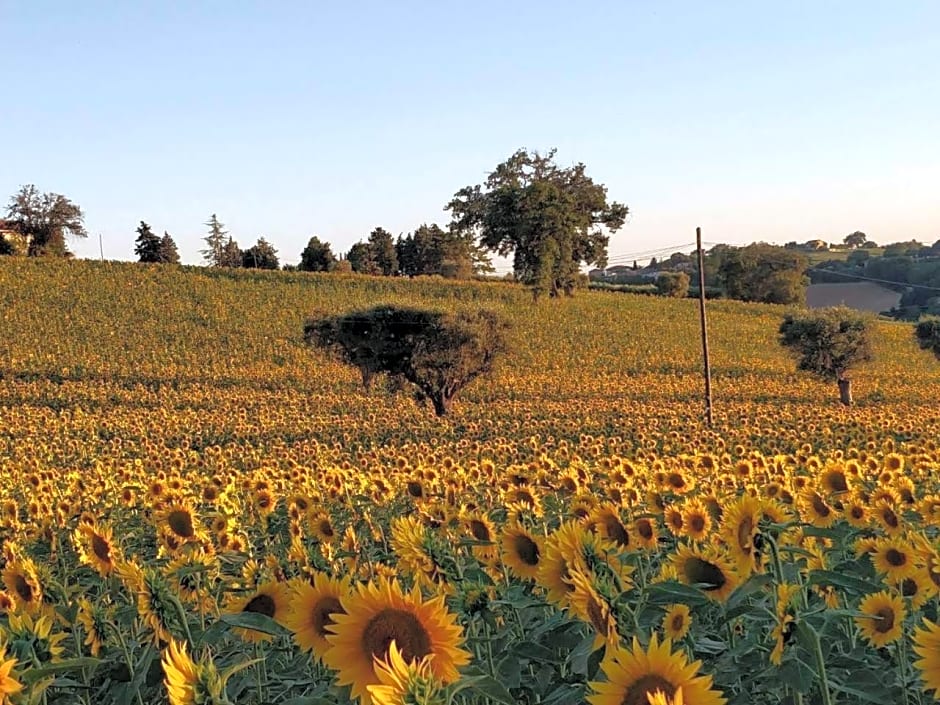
<box><xmin>637</xmin><ymin>520</ymin><xmax>654</xmax><ymax>541</ymax></box>
<box><xmin>667</xmin><ymin>473</ymin><xmax>685</xmax><ymax>489</ymax></box>
<box><xmin>671</xmin><ymin>614</ymin><xmax>685</xmax><ymax>632</ymax></box>
<box><xmin>361</xmin><ymin>608</ymin><xmax>432</xmax><ymax>664</ymax></box>
<box><xmin>469</xmin><ymin>520</ymin><xmax>491</xmax><ymax>542</ymax></box>
<box><xmin>811</xmin><ymin>495</ymin><xmax>831</xmax><ymax>517</ymax></box>
<box><xmin>689</xmin><ymin>514</ymin><xmax>706</xmax><ymax>533</ymax></box>
<box><xmin>873</xmin><ymin>606</ymin><xmax>895</xmax><ymax>633</ymax></box>
<box><xmin>604</xmin><ymin>516</ymin><xmax>630</xmax><ymax>547</ymax></box>
<box><xmin>886</xmin><ymin>549</ymin><xmax>906</xmax><ymax>567</ymax></box>
<box><xmin>901</xmin><ymin>579</ymin><xmax>917</xmax><ymax>598</ymax></box>
<box><xmin>622</xmin><ymin>676</ymin><xmax>676</xmax><ymax>705</ymax></box>
<box><xmin>826</xmin><ymin>472</ymin><xmax>848</xmax><ymax>493</ymax></box>
<box><xmin>167</xmin><ymin>510</ymin><xmax>195</xmax><ymax>538</ymax></box>
<box><xmin>319</xmin><ymin>521</ymin><xmax>334</xmax><ymax>538</ymax></box>
<box><xmin>406</xmin><ymin>482</ymin><xmax>424</xmax><ymax>498</ymax></box>
<box><xmin>882</xmin><ymin>508</ymin><xmax>899</xmax><ymax>528</ymax></box>
<box><xmin>313</xmin><ymin>596</ymin><xmax>344</xmax><ymax>637</ymax></box>
<box><xmin>513</xmin><ymin>534</ymin><xmax>540</xmax><ymax>566</ymax></box>
<box><xmin>92</xmin><ymin>534</ymin><xmax>111</xmax><ymax>562</ymax></box>
<box><xmin>683</xmin><ymin>557</ymin><xmax>727</xmax><ymax>591</ymax></box>
<box><xmin>13</xmin><ymin>574</ymin><xmax>33</xmax><ymax>602</ymax></box>
<box><xmin>586</xmin><ymin>596</ymin><xmax>607</xmax><ymax>635</ymax></box>
<box><xmin>851</xmin><ymin>506</ymin><xmax>864</xmax><ymax>519</ymax></box>
<box><xmin>244</xmin><ymin>593</ymin><xmax>276</xmax><ymax>617</ymax></box>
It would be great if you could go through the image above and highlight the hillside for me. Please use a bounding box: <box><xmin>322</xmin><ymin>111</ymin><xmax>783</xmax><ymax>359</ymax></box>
<box><xmin>1</xmin><ymin>258</ymin><xmax>937</xmax><ymax>461</ymax></box>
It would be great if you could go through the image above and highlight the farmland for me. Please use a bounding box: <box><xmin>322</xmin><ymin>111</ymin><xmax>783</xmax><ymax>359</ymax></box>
<box><xmin>1</xmin><ymin>258</ymin><xmax>940</xmax><ymax>705</ymax></box>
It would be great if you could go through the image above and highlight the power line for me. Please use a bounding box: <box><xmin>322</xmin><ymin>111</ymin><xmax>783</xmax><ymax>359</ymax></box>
<box><xmin>813</xmin><ymin>268</ymin><xmax>940</xmax><ymax>292</ymax></box>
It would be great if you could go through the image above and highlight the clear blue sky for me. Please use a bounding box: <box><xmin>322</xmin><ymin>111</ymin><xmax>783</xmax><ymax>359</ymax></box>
<box><xmin>3</xmin><ymin>1</ymin><xmax>938</xmax><ymax>268</ymax></box>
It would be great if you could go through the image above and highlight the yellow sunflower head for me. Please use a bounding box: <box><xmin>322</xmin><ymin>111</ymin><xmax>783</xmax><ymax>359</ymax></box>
<box><xmin>855</xmin><ymin>590</ymin><xmax>905</xmax><ymax>648</ymax></box>
<box><xmin>284</xmin><ymin>572</ymin><xmax>349</xmax><ymax>659</ymax></box>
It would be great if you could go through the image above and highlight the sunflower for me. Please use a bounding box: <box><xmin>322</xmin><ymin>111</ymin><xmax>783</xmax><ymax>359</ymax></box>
<box><xmin>798</xmin><ymin>489</ymin><xmax>838</xmax><ymax>528</ymax></box>
<box><xmin>720</xmin><ymin>495</ymin><xmax>763</xmax><ymax>577</ymax></box>
<box><xmin>323</xmin><ymin>577</ymin><xmax>470</xmax><ymax>705</ymax></box>
<box><xmin>500</xmin><ymin>524</ymin><xmax>542</xmax><ymax>581</ymax></box>
<box><xmin>117</xmin><ymin>560</ymin><xmax>179</xmax><ymax>644</ymax></box>
<box><xmin>670</xmin><ymin>545</ymin><xmax>739</xmax><ymax>603</ymax></box>
<box><xmin>914</xmin><ymin>619</ymin><xmax>940</xmax><ymax>699</ymax></box>
<box><xmin>224</xmin><ymin>580</ymin><xmax>289</xmax><ymax>642</ymax></box>
<box><xmin>895</xmin><ymin>568</ymin><xmax>934</xmax><ymax>609</ymax></box>
<box><xmin>162</xmin><ymin>638</ymin><xmax>225</xmax><ymax>705</ymax></box>
<box><xmin>310</xmin><ymin>512</ymin><xmax>337</xmax><ymax>543</ymax></box>
<box><xmin>366</xmin><ymin>640</ymin><xmax>444</xmax><ymax>705</ymax></box>
<box><xmin>157</xmin><ymin>502</ymin><xmax>203</xmax><ymax>545</ymax></box>
<box><xmin>634</xmin><ymin>517</ymin><xmax>659</xmax><ymax>551</ymax></box>
<box><xmin>462</xmin><ymin>511</ymin><xmax>498</xmax><ymax>562</ymax></box>
<box><xmin>855</xmin><ymin>590</ymin><xmax>905</xmax><ymax>648</ymax></box>
<box><xmin>592</xmin><ymin>504</ymin><xmax>632</xmax><ymax>549</ymax></box>
<box><xmin>681</xmin><ymin>500</ymin><xmax>712</xmax><ymax>542</ymax></box>
<box><xmin>76</xmin><ymin>598</ymin><xmax>109</xmax><ymax>657</ymax></box>
<box><xmin>844</xmin><ymin>498</ymin><xmax>869</xmax><ymax>529</ymax></box>
<box><xmin>284</xmin><ymin>572</ymin><xmax>349</xmax><ymax>659</ymax></box>
<box><xmin>74</xmin><ymin>522</ymin><xmax>119</xmax><ymax>577</ymax></box>
<box><xmin>647</xmin><ymin>688</ymin><xmax>684</xmax><ymax>705</ymax></box>
<box><xmin>662</xmin><ymin>604</ymin><xmax>691</xmax><ymax>641</ymax></box>
<box><xmin>6</xmin><ymin>612</ymin><xmax>66</xmax><ymax>663</ymax></box>
<box><xmin>873</xmin><ymin>501</ymin><xmax>903</xmax><ymax>536</ymax></box>
<box><xmin>587</xmin><ymin>634</ymin><xmax>725</xmax><ymax>705</ymax></box>
<box><xmin>870</xmin><ymin>537</ymin><xmax>918</xmax><ymax>582</ymax></box>
<box><xmin>818</xmin><ymin>465</ymin><xmax>850</xmax><ymax>495</ymax></box>
<box><xmin>0</xmin><ymin>645</ymin><xmax>22</xmax><ymax>703</ymax></box>
<box><xmin>2</xmin><ymin>558</ymin><xmax>43</xmax><ymax>615</ymax></box>
<box><xmin>567</xmin><ymin>570</ymin><xmax>617</xmax><ymax>650</ymax></box>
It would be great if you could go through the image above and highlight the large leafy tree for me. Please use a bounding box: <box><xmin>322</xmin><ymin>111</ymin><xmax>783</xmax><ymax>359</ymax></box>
<box><xmin>447</xmin><ymin>149</ymin><xmax>627</xmax><ymax>298</ymax></box>
<box><xmin>346</xmin><ymin>241</ymin><xmax>381</xmax><ymax>275</ymax></box>
<box><xmin>299</xmin><ymin>236</ymin><xmax>337</xmax><ymax>272</ymax></box>
<box><xmin>715</xmin><ymin>244</ymin><xmax>808</xmax><ymax>304</ymax></box>
<box><xmin>5</xmin><ymin>184</ymin><xmax>87</xmax><ymax>257</ymax></box>
<box><xmin>242</xmin><ymin>237</ymin><xmax>279</xmax><ymax>269</ymax></box>
<box><xmin>368</xmin><ymin>227</ymin><xmax>398</xmax><ymax>276</ymax></box>
<box><xmin>134</xmin><ymin>221</ymin><xmax>162</xmax><ymax>262</ymax></box>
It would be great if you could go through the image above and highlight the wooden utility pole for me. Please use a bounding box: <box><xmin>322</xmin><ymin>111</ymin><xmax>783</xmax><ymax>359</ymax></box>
<box><xmin>696</xmin><ymin>227</ymin><xmax>713</xmax><ymax>427</ymax></box>
<box><xmin>98</xmin><ymin>232</ymin><xmax>104</xmax><ymax>261</ymax></box>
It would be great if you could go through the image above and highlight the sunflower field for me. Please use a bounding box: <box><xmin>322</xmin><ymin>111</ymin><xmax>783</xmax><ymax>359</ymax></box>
<box><xmin>2</xmin><ymin>258</ymin><xmax>940</xmax><ymax>705</ymax></box>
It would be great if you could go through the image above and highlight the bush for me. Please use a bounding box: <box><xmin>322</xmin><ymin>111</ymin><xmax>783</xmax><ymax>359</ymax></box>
<box><xmin>655</xmin><ymin>272</ymin><xmax>690</xmax><ymax>298</ymax></box>
<box><xmin>914</xmin><ymin>316</ymin><xmax>940</xmax><ymax>360</ymax></box>
<box><xmin>304</xmin><ymin>305</ymin><xmax>509</xmax><ymax>416</ymax></box>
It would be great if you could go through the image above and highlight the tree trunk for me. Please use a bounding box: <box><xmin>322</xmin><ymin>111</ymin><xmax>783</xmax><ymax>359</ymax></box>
<box><xmin>837</xmin><ymin>378</ymin><xmax>853</xmax><ymax>406</ymax></box>
<box><xmin>431</xmin><ymin>393</ymin><xmax>450</xmax><ymax>417</ymax></box>
<box><xmin>360</xmin><ymin>367</ymin><xmax>374</xmax><ymax>390</ymax></box>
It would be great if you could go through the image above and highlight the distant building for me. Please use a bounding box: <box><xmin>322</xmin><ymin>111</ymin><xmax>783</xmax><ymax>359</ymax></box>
<box><xmin>804</xmin><ymin>239</ymin><xmax>828</xmax><ymax>251</ymax></box>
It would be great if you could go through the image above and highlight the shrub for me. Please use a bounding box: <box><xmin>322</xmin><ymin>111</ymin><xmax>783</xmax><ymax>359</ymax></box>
<box><xmin>655</xmin><ymin>271</ymin><xmax>690</xmax><ymax>298</ymax></box>
<box><xmin>914</xmin><ymin>316</ymin><xmax>940</xmax><ymax>360</ymax></box>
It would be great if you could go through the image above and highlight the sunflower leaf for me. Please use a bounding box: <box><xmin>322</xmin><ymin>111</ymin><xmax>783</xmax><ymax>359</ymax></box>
<box><xmin>806</xmin><ymin>569</ymin><xmax>882</xmax><ymax>596</ymax></box>
<box><xmin>219</xmin><ymin>612</ymin><xmax>290</xmax><ymax>636</ymax></box>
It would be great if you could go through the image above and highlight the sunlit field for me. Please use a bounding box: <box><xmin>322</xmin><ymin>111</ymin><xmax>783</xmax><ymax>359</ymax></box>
<box><xmin>2</xmin><ymin>258</ymin><xmax>940</xmax><ymax>705</ymax></box>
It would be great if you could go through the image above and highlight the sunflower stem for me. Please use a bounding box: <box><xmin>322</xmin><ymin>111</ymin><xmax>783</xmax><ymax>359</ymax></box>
<box><xmin>807</xmin><ymin>624</ymin><xmax>834</xmax><ymax>705</ymax></box>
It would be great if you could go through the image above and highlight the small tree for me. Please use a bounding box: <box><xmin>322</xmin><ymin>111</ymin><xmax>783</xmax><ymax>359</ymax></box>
<box><xmin>368</xmin><ymin>227</ymin><xmax>398</xmax><ymax>276</ymax></box>
<box><xmin>778</xmin><ymin>307</ymin><xmax>874</xmax><ymax>405</ymax></box>
<box><xmin>299</xmin><ymin>236</ymin><xmax>337</xmax><ymax>272</ymax></box>
<box><xmin>219</xmin><ymin>237</ymin><xmax>243</xmax><ymax>268</ymax></box>
<box><xmin>346</xmin><ymin>241</ymin><xmax>380</xmax><ymax>274</ymax></box>
<box><xmin>242</xmin><ymin>237</ymin><xmax>279</xmax><ymax>269</ymax></box>
<box><xmin>655</xmin><ymin>271</ymin><xmax>690</xmax><ymax>298</ymax></box>
<box><xmin>6</xmin><ymin>184</ymin><xmax>86</xmax><ymax>256</ymax></box>
<box><xmin>201</xmin><ymin>214</ymin><xmax>227</xmax><ymax>266</ymax></box>
<box><xmin>134</xmin><ymin>221</ymin><xmax>162</xmax><ymax>262</ymax></box>
<box><xmin>158</xmin><ymin>232</ymin><xmax>180</xmax><ymax>264</ymax></box>
<box><xmin>304</xmin><ymin>305</ymin><xmax>509</xmax><ymax>416</ymax></box>
<box><xmin>914</xmin><ymin>317</ymin><xmax>940</xmax><ymax>360</ymax></box>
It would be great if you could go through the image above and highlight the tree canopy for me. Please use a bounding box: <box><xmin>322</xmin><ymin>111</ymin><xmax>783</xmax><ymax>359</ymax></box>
<box><xmin>305</xmin><ymin>305</ymin><xmax>509</xmax><ymax>416</ymax></box>
<box><xmin>447</xmin><ymin>148</ymin><xmax>627</xmax><ymax>298</ymax></box>
<box><xmin>201</xmin><ymin>214</ymin><xmax>228</xmax><ymax>266</ymax></box>
<box><xmin>242</xmin><ymin>237</ymin><xmax>279</xmax><ymax>269</ymax></box>
<box><xmin>779</xmin><ymin>307</ymin><xmax>873</xmax><ymax>404</ymax></box>
<box><xmin>134</xmin><ymin>221</ymin><xmax>162</xmax><ymax>262</ymax></box>
<box><xmin>5</xmin><ymin>184</ymin><xmax>87</xmax><ymax>257</ymax></box>
<box><xmin>299</xmin><ymin>236</ymin><xmax>337</xmax><ymax>272</ymax></box>
<box><xmin>715</xmin><ymin>244</ymin><xmax>808</xmax><ymax>304</ymax></box>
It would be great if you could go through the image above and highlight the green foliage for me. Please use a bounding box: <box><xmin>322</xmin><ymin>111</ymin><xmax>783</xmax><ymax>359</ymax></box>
<box><xmin>202</xmin><ymin>214</ymin><xmax>228</xmax><ymax>266</ymax></box>
<box><xmin>396</xmin><ymin>224</ymin><xmax>485</xmax><ymax>279</ymax></box>
<box><xmin>158</xmin><ymin>232</ymin><xmax>181</xmax><ymax>264</ymax></box>
<box><xmin>299</xmin><ymin>236</ymin><xmax>337</xmax><ymax>272</ymax></box>
<box><xmin>345</xmin><ymin>241</ymin><xmax>380</xmax><ymax>275</ymax></box>
<box><xmin>134</xmin><ymin>221</ymin><xmax>162</xmax><ymax>263</ymax></box>
<box><xmin>241</xmin><ymin>237</ymin><xmax>279</xmax><ymax>270</ymax></box>
<box><xmin>655</xmin><ymin>271</ymin><xmax>690</xmax><ymax>298</ymax></box>
<box><xmin>914</xmin><ymin>316</ymin><xmax>940</xmax><ymax>360</ymax></box>
<box><xmin>304</xmin><ymin>305</ymin><xmax>509</xmax><ymax>416</ymax></box>
<box><xmin>219</xmin><ymin>237</ymin><xmax>243</xmax><ymax>268</ymax></box>
<box><xmin>778</xmin><ymin>307</ymin><xmax>874</xmax><ymax>382</ymax></box>
<box><xmin>367</xmin><ymin>227</ymin><xmax>398</xmax><ymax>276</ymax></box>
<box><xmin>5</xmin><ymin>184</ymin><xmax>86</xmax><ymax>257</ymax></box>
<box><xmin>716</xmin><ymin>244</ymin><xmax>808</xmax><ymax>304</ymax></box>
<box><xmin>447</xmin><ymin>148</ymin><xmax>628</xmax><ymax>298</ymax></box>
<box><xmin>843</xmin><ymin>231</ymin><xmax>867</xmax><ymax>248</ymax></box>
